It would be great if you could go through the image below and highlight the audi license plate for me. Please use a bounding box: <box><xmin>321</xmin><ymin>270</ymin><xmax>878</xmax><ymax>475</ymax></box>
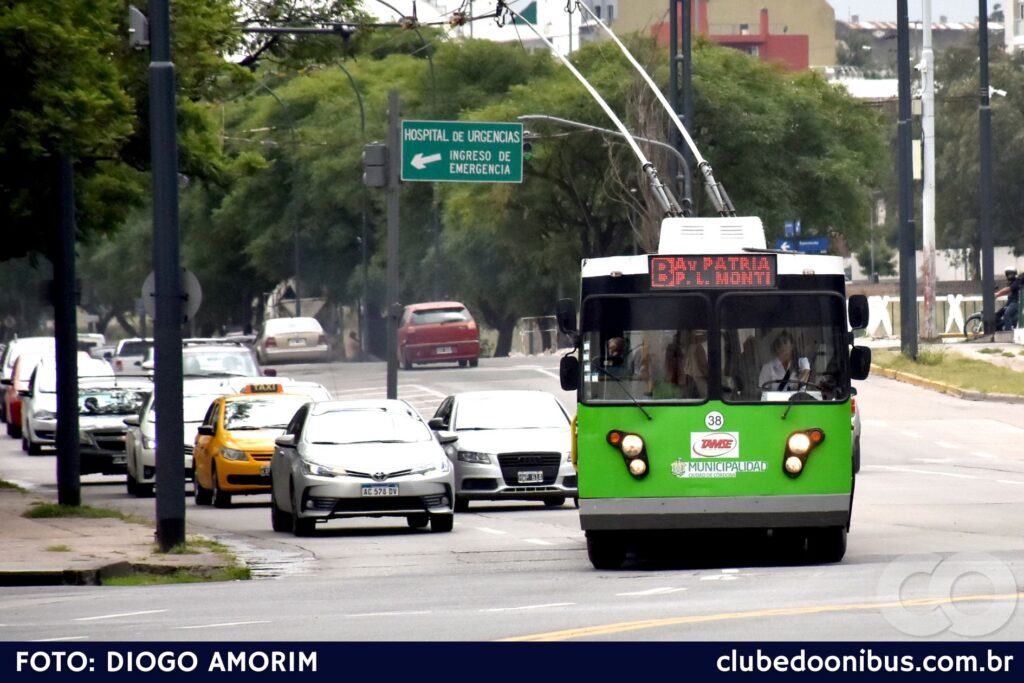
<box><xmin>260</xmin><ymin>465</ymin><xmax>271</xmax><ymax>477</ymax></box>
<box><xmin>361</xmin><ymin>484</ymin><xmax>399</xmax><ymax>497</ymax></box>
<box><xmin>518</xmin><ymin>471</ymin><xmax>543</xmax><ymax>484</ymax></box>
<box><xmin>436</xmin><ymin>345</ymin><xmax>453</xmax><ymax>354</ymax></box>
<box><xmin>289</xmin><ymin>337</ymin><xmax>305</xmax><ymax>346</ymax></box>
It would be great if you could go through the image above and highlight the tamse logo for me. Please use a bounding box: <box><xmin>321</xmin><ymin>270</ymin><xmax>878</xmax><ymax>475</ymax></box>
<box><xmin>690</xmin><ymin>431</ymin><xmax>740</xmax><ymax>458</ymax></box>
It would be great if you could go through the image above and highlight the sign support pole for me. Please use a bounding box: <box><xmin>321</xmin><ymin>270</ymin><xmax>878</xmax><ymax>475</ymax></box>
<box><xmin>386</xmin><ymin>90</ymin><xmax>401</xmax><ymax>399</ymax></box>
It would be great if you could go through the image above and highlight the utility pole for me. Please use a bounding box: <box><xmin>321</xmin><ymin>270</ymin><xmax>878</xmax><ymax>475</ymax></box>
<box><xmin>897</xmin><ymin>0</ymin><xmax>918</xmax><ymax>358</ymax></box>
<box><xmin>979</xmin><ymin>0</ymin><xmax>996</xmax><ymax>334</ymax></box>
<box><xmin>149</xmin><ymin>0</ymin><xmax>186</xmax><ymax>551</ymax></box>
<box><xmin>921</xmin><ymin>0</ymin><xmax>937</xmax><ymax>340</ymax></box>
<box><xmin>55</xmin><ymin>154</ymin><xmax>80</xmax><ymax>507</ymax></box>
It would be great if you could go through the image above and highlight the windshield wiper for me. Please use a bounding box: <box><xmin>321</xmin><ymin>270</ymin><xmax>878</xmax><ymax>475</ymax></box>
<box><xmin>228</xmin><ymin>426</ymin><xmax>263</xmax><ymax>431</ymax></box>
<box><xmin>594</xmin><ymin>366</ymin><xmax>652</xmax><ymax>421</ymax></box>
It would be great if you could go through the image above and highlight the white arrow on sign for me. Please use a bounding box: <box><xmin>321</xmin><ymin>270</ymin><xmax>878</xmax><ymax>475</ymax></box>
<box><xmin>411</xmin><ymin>152</ymin><xmax>442</xmax><ymax>170</ymax></box>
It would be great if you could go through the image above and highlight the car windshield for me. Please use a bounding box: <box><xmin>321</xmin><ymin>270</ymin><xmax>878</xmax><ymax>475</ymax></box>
<box><xmin>224</xmin><ymin>397</ymin><xmax>308</xmax><ymax>430</ymax></box>
<box><xmin>305</xmin><ymin>408</ymin><xmax>432</xmax><ymax>444</ymax></box>
<box><xmin>117</xmin><ymin>341</ymin><xmax>152</xmax><ymax>356</ymax></box>
<box><xmin>410</xmin><ymin>308</ymin><xmax>469</xmax><ymax>325</ymax></box>
<box><xmin>79</xmin><ymin>388</ymin><xmax>148</xmax><ymax>416</ymax></box>
<box><xmin>182</xmin><ymin>350</ymin><xmax>259</xmax><ymax>377</ymax></box>
<box><xmin>455</xmin><ymin>395</ymin><xmax>567</xmax><ymax>430</ymax></box>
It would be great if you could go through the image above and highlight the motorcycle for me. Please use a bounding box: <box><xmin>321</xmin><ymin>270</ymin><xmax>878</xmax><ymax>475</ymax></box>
<box><xmin>965</xmin><ymin>272</ymin><xmax>1021</xmax><ymax>339</ymax></box>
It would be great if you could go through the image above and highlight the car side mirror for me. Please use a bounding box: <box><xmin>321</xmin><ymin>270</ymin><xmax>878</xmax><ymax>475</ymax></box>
<box><xmin>197</xmin><ymin>425</ymin><xmax>215</xmax><ymax>437</ymax></box>
<box><xmin>123</xmin><ymin>415</ymin><xmax>140</xmax><ymax>427</ymax></box>
<box><xmin>560</xmin><ymin>355</ymin><xmax>580</xmax><ymax>391</ymax></box>
<box><xmin>141</xmin><ymin>360</ymin><xmax>154</xmax><ymax>371</ymax></box>
<box><xmin>427</xmin><ymin>417</ymin><xmax>445</xmax><ymax>430</ymax></box>
<box><xmin>275</xmin><ymin>434</ymin><xmax>296</xmax><ymax>448</ymax></box>
<box><xmin>849</xmin><ymin>346</ymin><xmax>871</xmax><ymax>380</ymax></box>
<box><xmin>263</xmin><ymin>368</ymin><xmax>277</xmax><ymax>377</ymax></box>
<box><xmin>848</xmin><ymin>294</ymin><xmax>869</xmax><ymax>330</ymax></box>
<box><xmin>436</xmin><ymin>431</ymin><xmax>458</xmax><ymax>445</ymax></box>
<box><xmin>555</xmin><ymin>298</ymin><xmax>579</xmax><ymax>346</ymax></box>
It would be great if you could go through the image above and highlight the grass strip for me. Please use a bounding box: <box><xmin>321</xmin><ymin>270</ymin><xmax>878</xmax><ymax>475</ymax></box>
<box><xmin>872</xmin><ymin>349</ymin><xmax>1024</xmax><ymax>396</ymax></box>
<box><xmin>102</xmin><ymin>566</ymin><xmax>251</xmax><ymax>586</ymax></box>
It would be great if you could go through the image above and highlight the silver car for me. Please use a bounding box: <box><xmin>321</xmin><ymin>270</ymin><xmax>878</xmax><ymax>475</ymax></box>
<box><xmin>21</xmin><ymin>356</ymin><xmax>113</xmax><ymax>455</ymax></box>
<box><xmin>78</xmin><ymin>380</ymin><xmax>151</xmax><ymax>475</ymax></box>
<box><xmin>428</xmin><ymin>390</ymin><xmax>577</xmax><ymax>511</ymax></box>
<box><xmin>270</xmin><ymin>399</ymin><xmax>456</xmax><ymax>536</ymax></box>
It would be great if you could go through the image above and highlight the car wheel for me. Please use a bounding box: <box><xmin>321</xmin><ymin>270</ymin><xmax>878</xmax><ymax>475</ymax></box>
<box><xmin>6</xmin><ymin>421</ymin><xmax>18</xmax><ymax>438</ymax></box>
<box><xmin>453</xmin><ymin>497</ymin><xmax>469</xmax><ymax>513</ymax></box>
<box><xmin>26</xmin><ymin>438</ymin><xmax>43</xmax><ymax>456</ymax></box>
<box><xmin>586</xmin><ymin>531</ymin><xmax>627</xmax><ymax>570</ymax></box>
<box><xmin>126</xmin><ymin>471</ymin><xmax>140</xmax><ymax>496</ymax></box>
<box><xmin>458</xmin><ymin>360</ymin><xmax>468</xmax><ymax>368</ymax></box>
<box><xmin>211</xmin><ymin>464</ymin><xmax>232</xmax><ymax>508</ymax></box>
<box><xmin>468</xmin><ymin>359</ymin><xmax>478</xmax><ymax>368</ymax></box>
<box><xmin>852</xmin><ymin>436</ymin><xmax>861</xmax><ymax>474</ymax></box>
<box><xmin>807</xmin><ymin>526</ymin><xmax>847</xmax><ymax>564</ymax></box>
<box><xmin>430</xmin><ymin>513</ymin><xmax>454</xmax><ymax>533</ymax></box>
<box><xmin>21</xmin><ymin>436</ymin><xmax>28</xmax><ymax>452</ymax></box>
<box><xmin>194</xmin><ymin>471</ymin><xmax>213</xmax><ymax>506</ymax></box>
<box><xmin>406</xmin><ymin>514</ymin><xmax>429</xmax><ymax>529</ymax></box>
<box><xmin>270</xmin><ymin>487</ymin><xmax>292</xmax><ymax>532</ymax></box>
<box><xmin>544</xmin><ymin>497</ymin><xmax>566</xmax><ymax>508</ymax></box>
<box><xmin>290</xmin><ymin>484</ymin><xmax>315</xmax><ymax>537</ymax></box>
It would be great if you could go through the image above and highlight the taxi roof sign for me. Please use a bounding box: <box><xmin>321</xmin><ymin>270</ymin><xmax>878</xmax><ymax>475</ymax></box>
<box><xmin>242</xmin><ymin>383</ymin><xmax>283</xmax><ymax>394</ymax></box>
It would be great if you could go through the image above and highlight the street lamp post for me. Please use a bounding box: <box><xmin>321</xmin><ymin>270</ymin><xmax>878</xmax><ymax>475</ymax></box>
<box><xmin>337</xmin><ymin>61</ymin><xmax>369</xmax><ymax>357</ymax></box>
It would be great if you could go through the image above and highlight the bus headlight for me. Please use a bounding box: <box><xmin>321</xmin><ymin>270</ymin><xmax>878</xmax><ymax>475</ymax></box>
<box><xmin>607</xmin><ymin>430</ymin><xmax>649</xmax><ymax>480</ymax></box>
<box><xmin>783</xmin><ymin>428</ymin><xmax>824</xmax><ymax>478</ymax></box>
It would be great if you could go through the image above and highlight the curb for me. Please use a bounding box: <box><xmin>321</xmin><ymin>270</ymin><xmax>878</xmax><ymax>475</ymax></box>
<box><xmin>0</xmin><ymin>560</ymin><xmax>236</xmax><ymax>587</ymax></box>
<box><xmin>870</xmin><ymin>364</ymin><xmax>1024</xmax><ymax>404</ymax></box>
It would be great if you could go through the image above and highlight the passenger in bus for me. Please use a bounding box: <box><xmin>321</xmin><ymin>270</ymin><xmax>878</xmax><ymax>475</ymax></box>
<box><xmin>758</xmin><ymin>330</ymin><xmax>810</xmax><ymax>390</ymax></box>
<box><xmin>597</xmin><ymin>336</ymin><xmax>644</xmax><ymax>379</ymax></box>
<box><xmin>650</xmin><ymin>331</ymin><xmax>706</xmax><ymax>399</ymax></box>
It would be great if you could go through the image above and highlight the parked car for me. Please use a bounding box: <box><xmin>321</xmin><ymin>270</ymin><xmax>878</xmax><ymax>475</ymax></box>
<box><xmin>3</xmin><ymin>351</ymin><xmax>54</xmax><ymax>438</ymax></box>
<box><xmin>78</xmin><ymin>380</ymin><xmax>151</xmax><ymax>475</ymax></box>
<box><xmin>270</xmin><ymin>399</ymin><xmax>456</xmax><ymax>536</ymax></box>
<box><xmin>77</xmin><ymin>333</ymin><xmax>106</xmax><ymax>353</ymax></box>
<box><xmin>112</xmin><ymin>338</ymin><xmax>154</xmax><ymax>375</ymax></box>
<box><xmin>21</xmin><ymin>355</ymin><xmax>113</xmax><ymax>455</ymax></box>
<box><xmin>255</xmin><ymin>317</ymin><xmax>330</xmax><ymax>365</ymax></box>
<box><xmin>429</xmin><ymin>390</ymin><xmax>576</xmax><ymax>511</ymax></box>
<box><xmin>0</xmin><ymin>336</ymin><xmax>54</xmax><ymax>422</ymax></box>
<box><xmin>144</xmin><ymin>343</ymin><xmax>270</xmax><ymax>378</ymax></box>
<box><xmin>397</xmin><ymin>301</ymin><xmax>480</xmax><ymax>369</ymax></box>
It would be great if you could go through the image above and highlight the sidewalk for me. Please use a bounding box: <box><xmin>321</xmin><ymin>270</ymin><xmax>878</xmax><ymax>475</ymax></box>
<box><xmin>0</xmin><ymin>485</ymin><xmax>235</xmax><ymax>586</ymax></box>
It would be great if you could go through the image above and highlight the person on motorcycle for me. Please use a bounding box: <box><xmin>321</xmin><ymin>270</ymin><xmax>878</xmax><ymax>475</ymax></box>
<box><xmin>995</xmin><ymin>269</ymin><xmax>1021</xmax><ymax>331</ymax></box>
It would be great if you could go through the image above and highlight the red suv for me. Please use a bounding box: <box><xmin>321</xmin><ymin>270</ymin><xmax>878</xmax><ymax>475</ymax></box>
<box><xmin>397</xmin><ymin>302</ymin><xmax>480</xmax><ymax>369</ymax></box>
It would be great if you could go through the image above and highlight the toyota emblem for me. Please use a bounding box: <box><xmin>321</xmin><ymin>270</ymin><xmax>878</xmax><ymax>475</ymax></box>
<box><xmin>372</xmin><ymin>472</ymin><xmax>387</xmax><ymax>482</ymax></box>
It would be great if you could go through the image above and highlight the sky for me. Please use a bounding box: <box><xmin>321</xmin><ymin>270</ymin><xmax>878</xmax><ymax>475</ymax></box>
<box><xmin>825</xmin><ymin>1</ymin><xmax>983</xmax><ymax>23</ymax></box>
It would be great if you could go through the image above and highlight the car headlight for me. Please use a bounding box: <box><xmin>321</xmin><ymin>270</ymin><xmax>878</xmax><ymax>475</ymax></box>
<box><xmin>301</xmin><ymin>460</ymin><xmax>346</xmax><ymax>478</ymax></box>
<box><xmin>34</xmin><ymin>410</ymin><xmax>57</xmax><ymax>421</ymax></box>
<box><xmin>457</xmin><ymin>450</ymin><xmax>492</xmax><ymax>464</ymax></box>
<box><xmin>220</xmin><ymin>448</ymin><xmax>248</xmax><ymax>462</ymax></box>
<box><xmin>409</xmin><ymin>462</ymin><xmax>438</xmax><ymax>476</ymax></box>
<box><xmin>143</xmin><ymin>436</ymin><xmax>157</xmax><ymax>450</ymax></box>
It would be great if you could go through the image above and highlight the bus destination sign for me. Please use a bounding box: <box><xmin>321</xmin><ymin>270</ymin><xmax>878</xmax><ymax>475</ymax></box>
<box><xmin>649</xmin><ymin>254</ymin><xmax>777</xmax><ymax>289</ymax></box>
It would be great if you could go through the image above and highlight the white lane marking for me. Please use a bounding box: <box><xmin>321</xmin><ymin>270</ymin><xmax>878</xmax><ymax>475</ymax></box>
<box><xmin>482</xmin><ymin>603</ymin><xmax>574</xmax><ymax>613</ymax></box>
<box><xmin>997</xmin><ymin>479</ymin><xmax>1024</xmax><ymax>486</ymax></box>
<box><xmin>74</xmin><ymin>609</ymin><xmax>167</xmax><ymax>622</ymax></box>
<box><xmin>911</xmin><ymin>458</ymin><xmax>954</xmax><ymax>464</ymax></box>
<box><xmin>176</xmin><ymin>621</ymin><xmax>270</xmax><ymax>630</ymax></box>
<box><xmin>934</xmin><ymin>441</ymin><xmax>957</xmax><ymax>450</ymax></box>
<box><xmin>405</xmin><ymin>384</ymin><xmax>447</xmax><ymax>399</ymax></box>
<box><xmin>524</xmin><ymin>538</ymin><xmax>554</xmax><ymax>546</ymax></box>
<box><xmin>970</xmin><ymin>451</ymin><xmax>996</xmax><ymax>460</ymax></box>
<box><xmin>475</xmin><ymin>527</ymin><xmax>507</xmax><ymax>535</ymax></box>
<box><xmin>899</xmin><ymin>430</ymin><xmax>922</xmax><ymax>439</ymax></box>
<box><xmin>30</xmin><ymin>636</ymin><xmax>89</xmax><ymax>642</ymax></box>
<box><xmin>346</xmin><ymin>611</ymin><xmax>431</xmax><ymax>618</ymax></box>
<box><xmin>617</xmin><ymin>587</ymin><xmax>688</xmax><ymax>597</ymax></box>
<box><xmin>700</xmin><ymin>575</ymin><xmax>738</xmax><ymax>581</ymax></box>
<box><xmin>527</xmin><ymin>367</ymin><xmax>561</xmax><ymax>380</ymax></box>
<box><xmin>867</xmin><ymin>465</ymin><xmax>977</xmax><ymax>479</ymax></box>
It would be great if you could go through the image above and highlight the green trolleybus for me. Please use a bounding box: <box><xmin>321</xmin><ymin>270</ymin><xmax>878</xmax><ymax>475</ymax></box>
<box><xmin>556</xmin><ymin>216</ymin><xmax>871</xmax><ymax>569</ymax></box>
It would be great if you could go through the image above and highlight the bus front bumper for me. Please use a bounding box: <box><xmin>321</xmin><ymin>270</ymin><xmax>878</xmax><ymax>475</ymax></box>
<box><xmin>579</xmin><ymin>494</ymin><xmax>851</xmax><ymax>531</ymax></box>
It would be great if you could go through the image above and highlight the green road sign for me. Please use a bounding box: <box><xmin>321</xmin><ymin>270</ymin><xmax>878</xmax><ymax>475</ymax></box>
<box><xmin>401</xmin><ymin>120</ymin><xmax>523</xmax><ymax>183</ymax></box>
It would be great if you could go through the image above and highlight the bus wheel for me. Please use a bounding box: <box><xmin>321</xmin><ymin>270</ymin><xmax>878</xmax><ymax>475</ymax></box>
<box><xmin>586</xmin><ymin>531</ymin><xmax>626</xmax><ymax>570</ymax></box>
<box><xmin>808</xmin><ymin>526</ymin><xmax>847</xmax><ymax>563</ymax></box>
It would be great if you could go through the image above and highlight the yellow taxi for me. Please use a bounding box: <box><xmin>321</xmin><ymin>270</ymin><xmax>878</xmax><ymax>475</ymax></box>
<box><xmin>193</xmin><ymin>383</ymin><xmax>323</xmax><ymax>508</ymax></box>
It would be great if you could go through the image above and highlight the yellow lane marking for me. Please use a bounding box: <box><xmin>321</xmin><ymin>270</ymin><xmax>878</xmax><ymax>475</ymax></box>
<box><xmin>499</xmin><ymin>592</ymin><xmax>1024</xmax><ymax>642</ymax></box>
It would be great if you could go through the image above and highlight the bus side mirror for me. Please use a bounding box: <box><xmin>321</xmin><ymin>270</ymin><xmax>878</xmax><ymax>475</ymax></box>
<box><xmin>560</xmin><ymin>355</ymin><xmax>580</xmax><ymax>391</ymax></box>
<box><xmin>555</xmin><ymin>298</ymin><xmax>579</xmax><ymax>344</ymax></box>
<box><xmin>848</xmin><ymin>295</ymin><xmax>869</xmax><ymax>330</ymax></box>
<box><xmin>849</xmin><ymin>346</ymin><xmax>871</xmax><ymax>380</ymax></box>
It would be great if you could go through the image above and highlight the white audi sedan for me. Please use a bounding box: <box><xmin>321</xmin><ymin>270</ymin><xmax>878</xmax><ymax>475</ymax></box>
<box><xmin>428</xmin><ymin>390</ymin><xmax>577</xmax><ymax>511</ymax></box>
<box><xmin>270</xmin><ymin>399</ymin><xmax>456</xmax><ymax>536</ymax></box>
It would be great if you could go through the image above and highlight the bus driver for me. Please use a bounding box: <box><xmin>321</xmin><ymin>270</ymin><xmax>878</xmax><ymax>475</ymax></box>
<box><xmin>758</xmin><ymin>330</ymin><xmax>810</xmax><ymax>391</ymax></box>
